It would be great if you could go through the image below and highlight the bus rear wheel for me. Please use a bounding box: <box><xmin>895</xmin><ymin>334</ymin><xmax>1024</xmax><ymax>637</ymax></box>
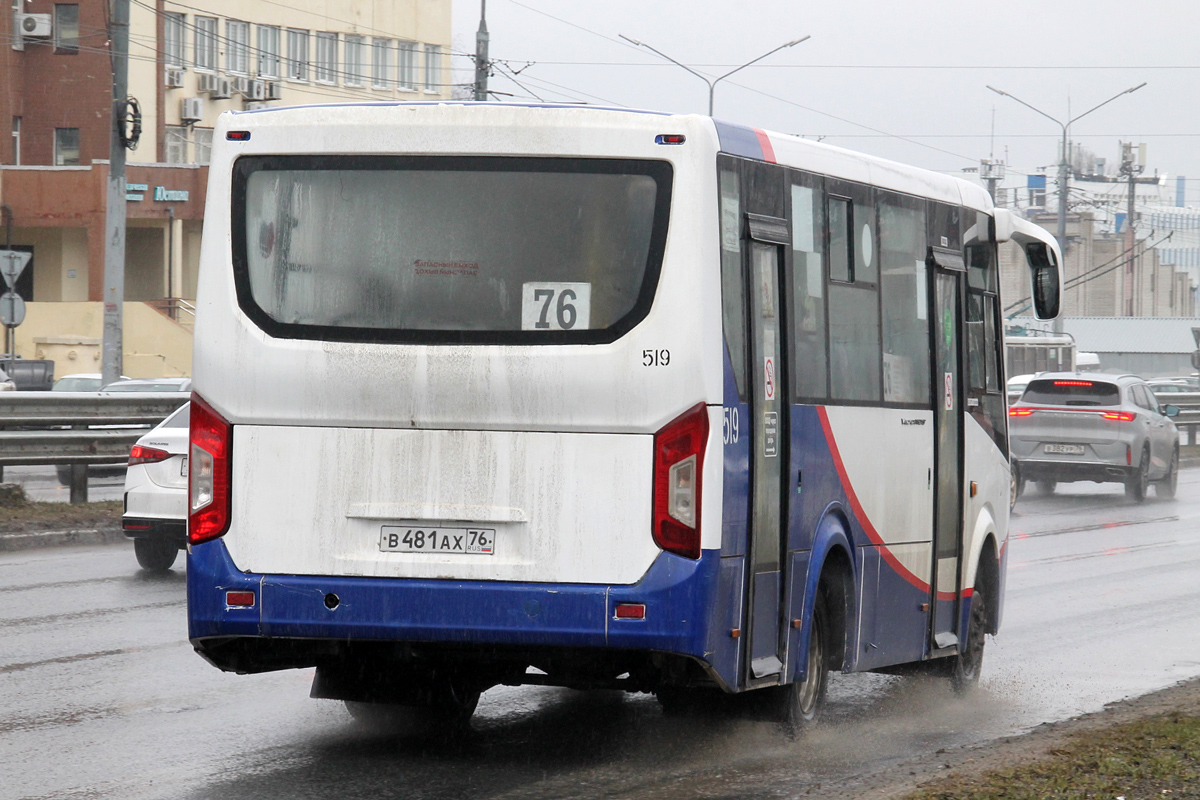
<box><xmin>781</xmin><ymin>595</ymin><xmax>829</xmax><ymax>735</ymax></box>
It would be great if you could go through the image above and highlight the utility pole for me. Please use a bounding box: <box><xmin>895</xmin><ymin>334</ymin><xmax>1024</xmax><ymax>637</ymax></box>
<box><xmin>102</xmin><ymin>0</ymin><xmax>131</xmax><ymax>386</ymax></box>
<box><xmin>473</xmin><ymin>0</ymin><xmax>489</xmax><ymax>101</ymax></box>
<box><xmin>1119</xmin><ymin>142</ymin><xmax>1148</xmax><ymax>316</ymax></box>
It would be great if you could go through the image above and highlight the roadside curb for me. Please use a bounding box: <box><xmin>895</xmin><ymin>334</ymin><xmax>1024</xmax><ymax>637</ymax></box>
<box><xmin>0</xmin><ymin>524</ymin><xmax>127</xmax><ymax>552</ymax></box>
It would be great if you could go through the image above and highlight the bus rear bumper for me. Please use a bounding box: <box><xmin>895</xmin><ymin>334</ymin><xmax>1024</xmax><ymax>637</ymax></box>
<box><xmin>187</xmin><ymin>539</ymin><xmax>720</xmax><ymax>673</ymax></box>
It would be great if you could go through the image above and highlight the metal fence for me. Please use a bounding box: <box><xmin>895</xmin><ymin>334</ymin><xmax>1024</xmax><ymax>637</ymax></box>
<box><xmin>0</xmin><ymin>392</ymin><xmax>187</xmax><ymax>503</ymax></box>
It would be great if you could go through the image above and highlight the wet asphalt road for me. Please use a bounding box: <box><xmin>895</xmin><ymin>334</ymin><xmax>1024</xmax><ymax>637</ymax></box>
<box><xmin>3</xmin><ymin>471</ymin><xmax>1200</xmax><ymax>800</ymax></box>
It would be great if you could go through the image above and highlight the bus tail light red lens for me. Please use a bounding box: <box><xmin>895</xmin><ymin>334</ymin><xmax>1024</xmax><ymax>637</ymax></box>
<box><xmin>128</xmin><ymin>444</ymin><xmax>170</xmax><ymax>466</ymax></box>
<box><xmin>1102</xmin><ymin>411</ymin><xmax>1136</xmax><ymax>421</ymax></box>
<box><xmin>652</xmin><ymin>403</ymin><xmax>709</xmax><ymax>560</ymax></box>
<box><xmin>1008</xmin><ymin>407</ymin><xmax>1036</xmax><ymax>417</ymax></box>
<box><xmin>614</xmin><ymin>603</ymin><xmax>646</xmax><ymax>619</ymax></box>
<box><xmin>225</xmin><ymin>591</ymin><xmax>255</xmax><ymax>607</ymax></box>
<box><xmin>189</xmin><ymin>394</ymin><xmax>232</xmax><ymax>544</ymax></box>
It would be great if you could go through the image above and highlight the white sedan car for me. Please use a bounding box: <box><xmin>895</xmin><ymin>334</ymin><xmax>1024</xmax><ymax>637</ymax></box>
<box><xmin>123</xmin><ymin>402</ymin><xmax>190</xmax><ymax>571</ymax></box>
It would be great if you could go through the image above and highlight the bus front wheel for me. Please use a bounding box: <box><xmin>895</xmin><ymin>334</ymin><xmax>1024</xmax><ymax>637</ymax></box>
<box><xmin>781</xmin><ymin>595</ymin><xmax>829</xmax><ymax>734</ymax></box>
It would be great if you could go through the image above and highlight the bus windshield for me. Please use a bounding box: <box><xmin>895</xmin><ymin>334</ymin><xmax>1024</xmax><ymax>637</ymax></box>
<box><xmin>233</xmin><ymin>156</ymin><xmax>672</xmax><ymax>343</ymax></box>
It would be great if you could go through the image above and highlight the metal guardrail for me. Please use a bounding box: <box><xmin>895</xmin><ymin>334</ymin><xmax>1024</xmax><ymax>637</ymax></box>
<box><xmin>0</xmin><ymin>392</ymin><xmax>188</xmax><ymax>503</ymax></box>
<box><xmin>1149</xmin><ymin>389</ymin><xmax>1200</xmax><ymax>446</ymax></box>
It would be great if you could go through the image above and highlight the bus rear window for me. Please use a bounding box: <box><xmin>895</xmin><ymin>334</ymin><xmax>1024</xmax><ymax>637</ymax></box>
<box><xmin>1022</xmin><ymin>379</ymin><xmax>1120</xmax><ymax>406</ymax></box>
<box><xmin>232</xmin><ymin>156</ymin><xmax>672</xmax><ymax>344</ymax></box>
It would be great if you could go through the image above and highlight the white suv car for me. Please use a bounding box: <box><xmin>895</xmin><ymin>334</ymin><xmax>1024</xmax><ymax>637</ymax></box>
<box><xmin>123</xmin><ymin>402</ymin><xmax>190</xmax><ymax>570</ymax></box>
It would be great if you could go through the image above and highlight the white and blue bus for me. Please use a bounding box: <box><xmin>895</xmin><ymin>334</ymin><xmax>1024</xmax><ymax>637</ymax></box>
<box><xmin>186</xmin><ymin>103</ymin><xmax>1061</xmax><ymax>728</ymax></box>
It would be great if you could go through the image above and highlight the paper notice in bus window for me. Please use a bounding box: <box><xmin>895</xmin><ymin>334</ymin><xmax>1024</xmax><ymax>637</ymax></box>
<box><xmin>720</xmin><ymin>171</ymin><xmax>740</xmax><ymax>252</ymax></box>
<box><xmin>791</xmin><ymin>185</ymin><xmax>815</xmax><ymax>253</ymax></box>
<box><xmin>807</xmin><ymin>252</ymin><xmax>823</xmax><ymax>298</ymax></box>
<box><xmin>915</xmin><ymin>260</ymin><xmax>927</xmax><ymax>320</ymax></box>
<box><xmin>944</xmin><ymin>372</ymin><xmax>954</xmax><ymax>410</ymax></box>
<box><xmin>521</xmin><ymin>282</ymin><xmax>592</xmax><ymax>331</ymax></box>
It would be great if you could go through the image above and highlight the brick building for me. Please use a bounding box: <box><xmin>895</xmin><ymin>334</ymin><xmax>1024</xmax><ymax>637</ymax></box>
<box><xmin>1</xmin><ymin>0</ymin><xmax>452</xmax><ymax>376</ymax></box>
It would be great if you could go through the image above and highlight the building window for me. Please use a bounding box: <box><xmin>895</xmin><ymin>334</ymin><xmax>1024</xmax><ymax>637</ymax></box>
<box><xmin>164</xmin><ymin>13</ymin><xmax>185</xmax><ymax>67</ymax></box>
<box><xmin>286</xmin><ymin>29</ymin><xmax>308</xmax><ymax>81</ymax></box>
<box><xmin>54</xmin><ymin>128</ymin><xmax>79</xmax><ymax>166</ymax></box>
<box><xmin>165</xmin><ymin>126</ymin><xmax>187</xmax><ymax>164</ymax></box>
<box><xmin>53</xmin><ymin>4</ymin><xmax>79</xmax><ymax>53</ymax></box>
<box><xmin>344</xmin><ymin>35</ymin><xmax>365</xmax><ymax>86</ymax></box>
<box><xmin>193</xmin><ymin>128</ymin><xmax>213</xmax><ymax>165</ymax></box>
<box><xmin>257</xmin><ymin>25</ymin><xmax>280</xmax><ymax>78</ymax></box>
<box><xmin>315</xmin><ymin>32</ymin><xmax>337</xmax><ymax>84</ymax></box>
<box><xmin>194</xmin><ymin>17</ymin><xmax>217</xmax><ymax>71</ymax></box>
<box><xmin>226</xmin><ymin>20</ymin><xmax>249</xmax><ymax>75</ymax></box>
<box><xmin>11</xmin><ymin>117</ymin><xmax>20</xmax><ymax>165</ymax></box>
<box><xmin>371</xmin><ymin>38</ymin><xmax>392</xmax><ymax>88</ymax></box>
<box><xmin>423</xmin><ymin>44</ymin><xmax>441</xmax><ymax>93</ymax></box>
<box><xmin>397</xmin><ymin>41</ymin><xmax>416</xmax><ymax>90</ymax></box>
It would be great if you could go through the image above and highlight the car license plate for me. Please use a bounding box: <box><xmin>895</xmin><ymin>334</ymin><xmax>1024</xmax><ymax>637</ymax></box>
<box><xmin>1044</xmin><ymin>444</ymin><xmax>1085</xmax><ymax>455</ymax></box>
<box><xmin>180</xmin><ymin>456</ymin><xmax>188</xmax><ymax>477</ymax></box>
<box><xmin>380</xmin><ymin>525</ymin><xmax>495</xmax><ymax>555</ymax></box>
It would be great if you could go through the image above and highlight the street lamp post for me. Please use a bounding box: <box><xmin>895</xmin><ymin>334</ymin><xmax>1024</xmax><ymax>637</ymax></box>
<box><xmin>619</xmin><ymin>34</ymin><xmax>810</xmax><ymax>116</ymax></box>
<box><xmin>987</xmin><ymin>83</ymin><xmax>1145</xmax><ymax>329</ymax></box>
<box><xmin>986</xmin><ymin>83</ymin><xmax>1146</xmax><ymax>261</ymax></box>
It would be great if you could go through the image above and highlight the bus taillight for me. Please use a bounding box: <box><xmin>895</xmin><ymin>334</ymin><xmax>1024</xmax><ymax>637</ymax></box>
<box><xmin>189</xmin><ymin>393</ymin><xmax>233</xmax><ymax>544</ymax></box>
<box><xmin>652</xmin><ymin>404</ymin><xmax>708</xmax><ymax>560</ymax></box>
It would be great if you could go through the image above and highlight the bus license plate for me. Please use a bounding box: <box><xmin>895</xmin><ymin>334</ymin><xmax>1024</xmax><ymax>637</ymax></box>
<box><xmin>379</xmin><ymin>525</ymin><xmax>495</xmax><ymax>555</ymax></box>
<box><xmin>1044</xmin><ymin>444</ymin><xmax>1085</xmax><ymax>455</ymax></box>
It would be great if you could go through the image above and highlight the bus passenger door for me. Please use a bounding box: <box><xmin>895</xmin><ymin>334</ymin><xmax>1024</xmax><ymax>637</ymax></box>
<box><xmin>929</xmin><ymin>247</ymin><xmax>965</xmax><ymax>653</ymax></box>
<box><xmin>745</xmin><ymin>216</ymin><xmax>790</xmax><ymax>681</ymax></box>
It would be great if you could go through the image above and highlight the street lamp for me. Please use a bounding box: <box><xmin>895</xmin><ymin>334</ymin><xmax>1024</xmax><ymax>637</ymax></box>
<box><xmin>987</xmin><ymin>83</ymin><xmax>1146</xmax><ymax>258</ymax></box>
<box><xmin>619</xmin><ymin>34</ymin><xmax>810</xmax><ymax>116</ymax></box>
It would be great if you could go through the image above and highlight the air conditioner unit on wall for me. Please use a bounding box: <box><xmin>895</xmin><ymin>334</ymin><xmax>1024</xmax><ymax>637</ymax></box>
<box><xmin>17</xmin><ymin>13</ymin><xmax>52</xmax><ymax>37</ymax></box>
<box><xmin>211</xmin><ymin>78</ymin><xmax>233</xmax><ymax>100</ymax></box>
<box><xmin>181</xmin><ymin>97</ymin><xmax>204</xmax><ymax>122</ymax></box>
<box><xmin>164</xmin><ymin>68</ymin><xmax>185</xmax><ymax>89</ymax></box>
<box><xmin>232</xmin><ymin>76</ymin><xmax>250</xmax><ymax>96</ymax></box>
<box><xmin>247</xmin><ymin>79</ymin><xmax>266</xmax><ymax>101</ymax></box>
<box><xmin>244</xmin><ymin>101</ymin><xmax>268</xmax><ymax>111</ymax></box>
<box><xmin>197</xmin><ymin>73</ymin><xmax>219</xmax><ymax>93</ymax></box>
<box><xmin>264</xmin><ymin>81</ymin><xmax>282</xmax><ymax>101</ymax></box>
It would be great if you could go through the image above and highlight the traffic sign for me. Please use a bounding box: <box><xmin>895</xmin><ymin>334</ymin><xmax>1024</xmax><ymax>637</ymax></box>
<box><xmin>0</xmin><ymin>250</ymin><xmax>31</xmax><ymax>291</ymax></box>
<box><xmin>1</xmin><ymin>291</ymin><xmax>26</xmax><ymax>327</ymax></box>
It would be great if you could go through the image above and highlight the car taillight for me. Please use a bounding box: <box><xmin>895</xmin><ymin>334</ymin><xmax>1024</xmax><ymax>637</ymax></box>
<box><xmin>1008</xmin><ymin>407</ymin><xmax>1036</xmax><ymax>417</ymax></box>
<box><xmin>1102</xmin><ymin>411</ymin><xmax>1136</xmax><ymax>421</ymax></box>
<box><xmin>652</xmin><ymin>403</ymin><xmax>709</xmax><ymax>560</ymax></box>
<box><xmin>189</xmin><ymin>393</ymin><xmax>232</xmax><ymax>544</ymax></box>
<box><xmin>128</xmin><ymin>444</ymin><xmax>170</xmax><ymax>466</ymax></box>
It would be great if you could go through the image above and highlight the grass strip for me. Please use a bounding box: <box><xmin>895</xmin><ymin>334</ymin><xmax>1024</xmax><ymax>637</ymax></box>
<box><xmin>902</xmin><ymin>712</ymin><xmax>1200</xmax><ymax>800</ymax></box>
<box><xmin>0</xmin><ymin>500</ymin><xmax>123</xmax><ymax>532</ymax></box>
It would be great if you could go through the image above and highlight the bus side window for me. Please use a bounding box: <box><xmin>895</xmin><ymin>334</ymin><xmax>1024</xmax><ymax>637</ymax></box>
<box><xmin>790</xmin><ymin>178</ymin><xmax>827</xmax><ymax>400</ymax></box>
<box><xmin>827</xmin><ymin>183</ymin><xmax>881</xmax><ymax>403</ymax></box>
<box><xmin>966</xmin><ymin>239</ymin><xmax>1006</xmax><ymax>448</ymax></box>
<box><xmin>720</xmin><ymin>167</ymin><xmax>748</xmax><ymax>400</ymax></box>
<box><xmin>878</xmin><ymin>194</ymin><xmax>929</xmax><ymax>405</ymax></box>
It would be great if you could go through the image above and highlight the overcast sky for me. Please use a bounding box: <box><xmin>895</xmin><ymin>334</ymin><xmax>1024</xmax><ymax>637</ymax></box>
<box><xmin>449</xmin><ymin>1</ymin><xmax>1200</xmax><ymax>204</ymax></box>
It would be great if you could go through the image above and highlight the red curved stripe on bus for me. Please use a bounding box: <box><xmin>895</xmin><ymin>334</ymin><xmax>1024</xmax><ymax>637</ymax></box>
<box><xmin>754</xmin><ymin>129</ymin><xmax>776</xmax><ymax>163</ymax></box>
<box><xmin>816</xmin><ymin>406</ymin><xmax>950</xmax><ymax>597</ymax></box>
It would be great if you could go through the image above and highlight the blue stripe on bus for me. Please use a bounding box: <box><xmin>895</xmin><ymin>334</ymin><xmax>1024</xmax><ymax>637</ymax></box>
<box><xmin>714</xmin><ymin>121</ymin><xmax>764</xmax><ymax>161</ymax></box>
<box><xmin>187</xmin><ymin>538</ymin><xmax>719</xmax><ymax>660</ymax></box>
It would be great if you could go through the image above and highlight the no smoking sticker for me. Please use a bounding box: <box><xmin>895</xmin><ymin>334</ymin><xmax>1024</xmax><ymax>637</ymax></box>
<box><xmin>764</xmin><ymin>357</ymin><xmax>776</xmax><ymax>401</ymax></box>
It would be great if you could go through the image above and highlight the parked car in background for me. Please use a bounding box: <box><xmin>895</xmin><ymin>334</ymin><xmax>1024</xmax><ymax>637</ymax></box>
<box><xmin>1006</xmin><ymin>373</ymin><xmax>1037</xmax><ymax>405</ymax></box>
<box><xmin>102</xmin><ymin>377</ymin><xmax>192</xmax><ymax>393</ymax></box>
<box><xmin>1009</xmin><ymin>372</ymin><xmax>1180</xmax><ymax>504</ymax></box>
<box><xmin>1147</xmin><ymin>378</ymin><xmax>1199</xmax><ymax>395</ymax></box>
<box><xmin>0</xmin><ymin>366</ymin><xmax>15</xmax><ymax>391</ymax></box>
<box><xmin>52</xmin><ymin>373</ymin><xmax>131</xmax><ymax>391</ymax></box>
<box><xmin>123</xmin><ymin>402</ymin><xmax>190</xmax><ymax>571</ymax></box>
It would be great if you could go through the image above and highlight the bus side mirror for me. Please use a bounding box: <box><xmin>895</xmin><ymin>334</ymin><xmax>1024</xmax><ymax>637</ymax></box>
<box><xmin>1026</xmin><ymin>242</ymin><xmax>1061</xmax><ymax>320</ymax></box>
<box><xmin>995</xmin><ymin>209</ymin><xmax>1063</xmax><ymax>321</ymax></box>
